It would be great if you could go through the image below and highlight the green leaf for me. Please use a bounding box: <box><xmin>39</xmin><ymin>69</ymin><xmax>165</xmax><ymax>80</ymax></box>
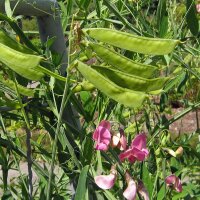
<box><xmin>5</xmin><ymin>0</ymin><xmax>13</xmax><ymax>18</ymax></box>
<box><xmin>103</xmin><ymin>190</ymin><xmax>116</xmax><ymax>200</ymax></box>
<box><xmin>156</xmin><ymin>0</ymin><xmax>168</xmax><ymax>37</ymax></box>
<box><xmin>186</xmin><ymin>0</ymin><xmax>199</xmax><ymax>36</ymax></box>
<box><xmin>102</xmin><ymin>0</ymin><xmax>140</xmax><ymax>34</ymax></box>
<box><xmin>142</xmin><ymin>162</ymin><xmax>154</xmax><ymax>198</ymax></box>
<box><xmin>0</xmin><ymin>29</ymin><xmax>35</xmax><ymax>54</ymax></box>
<box><xmin>74</xmin><ymin>165</ymin><xmax>89</xmax><ymax>200</ymax></box>
<box><xmin>0</xmin><ymin>13</ymin><xmax>39</xmax><ymax>53</ymax></box>
<box><xmin>157</xmin><ymin>184</ymin><xmax>165</xmax><ymax>200</ymax></box>
<box><xmin>0</xmin><ymin>98</ymin><xmax>20</xmax><ymax>112</ymax></box>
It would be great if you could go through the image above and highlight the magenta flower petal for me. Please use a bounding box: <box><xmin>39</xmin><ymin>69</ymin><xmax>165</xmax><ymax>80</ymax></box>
<box><xmin>165</xmin><ymin>175</ymin><xmax>182</xmax><ymax>193</ymax></box>
<box><xmin>93</xmin><ymin>120</ymin><xmax>111</xmax><ymax>151</ymax></box>
<box><xmin>100</xmin><ymin>120</ymin><xmax>111</xmax><ymax>130</ymax></box>
<box><xmin>95</xmin><ymin>143</ymin><xmax>109</xmax><ymax>151</ymax></box>
<box><xmin>119</xmin><ymin>133</ymin><xmax>148</xmax><ymax>163</ymax></box>
<box><xmin>119</xmin><ymin>149</ymin><xmax>132</xmax><ymax>162</ymax></box>
<box><xmin>123</xmin><ymin>172</ymin><xmax>137</xmax><ymax>200</ymax></box>
<box><xmin>131</xmin><ymin>134</ymin><xmax>147</xmax><ymax>150</ymax></box>
<box><xmin>131</xmin><ymin>147</ymin><xmax>146</xmax><ymax>161</ymax></box>
<box><xmin>127</xmin><ymin>155</ymin><xmax>136</xmax><ymax>163</ymax></box>
<box><xmin>94</xmin><ymin>166</ymin><xmax>117</xmax><ymax>190</ymax></box>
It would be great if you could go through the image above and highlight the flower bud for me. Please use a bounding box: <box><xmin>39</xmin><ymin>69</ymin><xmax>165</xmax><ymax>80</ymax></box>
<box><xmin>175</xmin><ymin>146</ymin><xmax>183</xmax><ymax>157</ymax></box>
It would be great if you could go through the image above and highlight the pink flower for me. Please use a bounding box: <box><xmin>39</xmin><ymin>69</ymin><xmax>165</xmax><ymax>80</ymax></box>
<box><xmin>197</xmin><ymin>4</ymin><xmax>200</xmax><ymax>13</ymax></box>
<box><xmin>94</xmin><ymin>165</ymin><xmax>117</xmax><ymax>189</ymax></box>
<box><xmin>119</xmin><ymin>133</ymin><xmax>149</xmax><ymax>163</ymax></box>
<box><xmin>123</xmin><ymin>172</ymin><xmax>137</xmax><ymax>200</ymax></box>
<box><xmin>111</xmin><ymin>128</ymin><xmax>127</xmax><ymax>150</ymax></box>
<box><xmin>93</xmin><ymin>120</ymin><xmax>111</xmax><ymax>151</ymax></box>
<box><xmin>165</xmin><ymin>175</ymin><xmax>182</xmax><ymax>193</ymax></box>
<box><xmin>137</xmin><ymin>180</ymin><xmax>150</xmax><ymax>200</ymax></box>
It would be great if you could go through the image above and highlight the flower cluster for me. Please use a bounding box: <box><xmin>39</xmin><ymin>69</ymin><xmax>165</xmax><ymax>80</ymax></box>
<box><xmin>92</xmin><ymin>120</ymin><xmax>182</xmax><ymax>199</ymax></box>
<box><xmin>92</xmin><ymin>120</ymin><xmax>149</xmax><ymax>200</ymax></box>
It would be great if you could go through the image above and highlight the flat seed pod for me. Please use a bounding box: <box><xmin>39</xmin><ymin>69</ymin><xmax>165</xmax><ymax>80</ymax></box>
<box><xmin>89</xmin><ymin>43</ymin><xmax>158</xmax><ymax>78</ymax></box>
<box><xmin>0</xmin><ymin>43</ymin><xmax>44</xmax><ymax>81</ymax></box>
<box><xmin>92</xmin><ymin>65</ymin><xmax>169</xmax><ymax>92</ymax></box>
<box><xmin>83</xmin><ymin>28</ymin><xmax>180</xmax><ymax>55</ymax></box>
<box><xmin>76</xmin><ymin>61</ymin><xmax>147</xmax><ymax>108</ymax></box>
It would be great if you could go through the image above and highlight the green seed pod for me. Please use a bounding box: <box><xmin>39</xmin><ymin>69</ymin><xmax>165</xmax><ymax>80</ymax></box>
<box><xmin>83</xmin><ymin>28</ymin><xmax>180</xmax><ymax>55</ymax></box>
<box><xmin>76</xmin><ymin>61</ymin><xmax>147</xmax><ymax>108</ymax></box>
<box><xmin>91</xmin><ymin>65</ymin><xmax>169</xmax><ymax>93</ymax></box>
<box><xmin>88</xmin><ymin>43</ymin><xmax>158</xmax><ymax>78</ymax></box>
<box><xmin>0</xmin><ymin>43</ymin><xmax>44</xmax><ymax>81</ymax></box>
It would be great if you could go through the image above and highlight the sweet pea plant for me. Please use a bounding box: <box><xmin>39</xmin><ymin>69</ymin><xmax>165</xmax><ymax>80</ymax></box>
<box><xmin>0</xmin><ymin>0</ymin><xmax>200</xmax><ymax>199</ymax></box>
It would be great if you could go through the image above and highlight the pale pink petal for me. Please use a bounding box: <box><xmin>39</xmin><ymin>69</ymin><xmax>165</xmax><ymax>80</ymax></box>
<box><xmin>94</xmin><ymin>174</ymin><xmax>116</xmax><ymax>189</ymax></box>
<box><xmin>138</xmin><ymin>180</ymin><xmax>150</xmax><ymax>200</ymax></box>
<box><xmin>175</xmin><ymin>177</ymin><xmax>182</xmax><ymax>193</ymax></box>
<box><xmin>131</xmin><ymin>134</ymin><xmax>147</xmax><ymax>150</ymax></box>
<box><xmin>94</xmin><ymin>165</ymin><xmax>117</xmax><ymax>190</ymax></box>
<box><xmin>111</xmin><ymin>132</ymin><xmax>120</xmax><ymax>147</ymax></box>
<box><xmin>142</xmin><ymin>148</ymin><xmax>149</xmax><ymax>156</ymax></box>
<box><xmin>123</xmin><ymin>172</ymin><xmax>137</xmax><ymax>200</ymax></box>
<box><xmin>119</xmin><ymin>133</ymin><xmax>127</xmax><ymax>151</ymax></box>
<box><xmin>197</xmin><ymin>4</ymin><xmax>200</xmax><ymax>13</ymax></box>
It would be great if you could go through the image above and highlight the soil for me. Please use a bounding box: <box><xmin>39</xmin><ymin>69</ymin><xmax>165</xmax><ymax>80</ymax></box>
<box><xmin>169</xmin><ymin>108</ymin><xmax>200</xmax><ymax>137</ymax></box>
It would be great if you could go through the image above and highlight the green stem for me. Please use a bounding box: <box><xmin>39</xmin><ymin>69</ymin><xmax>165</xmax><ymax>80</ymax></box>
<box><xmin>46</xmin><ymin>15</ymin><xmax>75</xmax><ymax>200</ymax></box>
<box><xmin>151</xmin><ymin>170</ymin><xmax>159</xmax><ymax>199</ymax></box>
<box><xmin>0</xmin><ymin>114</ymin><xmax>29</xmax><ymax>194</ymax></box>
<box><xmin>12</xmin><ymin>72</ymin><xmax>33</xmax><ymax>200</ymax></box>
